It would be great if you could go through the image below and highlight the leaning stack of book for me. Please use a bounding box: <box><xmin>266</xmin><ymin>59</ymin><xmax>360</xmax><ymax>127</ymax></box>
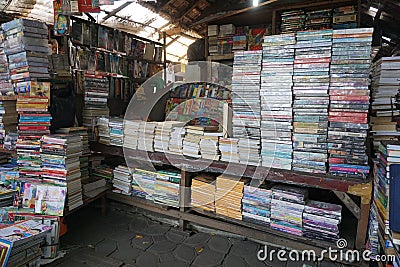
<box><xmin>219</xmin><ymin>138</ymin><xmax>239</xmax><ymax>163</ymax></box>
<box><xmin>328</xmin><ymin>28</ymin><xmax>373</xmax><ymax>179</ymax></box>
<box><xmin>123</xmin><ymin>120</ymin><xmax>141</xmax><ymax>150</ymax></box>
<box><xmin>137</xmin><ymin>121</ymin><xmax>157</xmax><ymax>152</ymax></box>
<box><xmin>261</xmin><ymin>33</ymin><xmax>295</xmax><ymax>170</ymax></box>
<box><xmin>242</xmin><ymin>185</ymin><xmax>272</xmax><ymax>226</ymax></box>
<box><xmin>370</xmin><ymin>57</ymin><xmax>400</xmax><ymax>154</ymax></box>
<box><xmin>112</xmin><ymin>165</ymin><xmax>132</xmax><ymax>195</ymax></box>
<box><xmin>154</xmin><ymin>170</ymin><xmax>181</xmax><ymax>208</ymax></box>
<box><xmin>271</xmin><ymin>185</ymin><xmax>308</xmax><ymax>236</ymax></box>
<box><xmin>0</xmin><ymin>43</ymin><xmax>13</xmax><ymax>95</ymax></box>
<box><xmin>16</xmin><ymin>95</ymin><xmax>51</xmax><ymax>181</ymax></box>
<box><xmin>168</xmin><ymin>124</ymin><xmax>186</xmax><ymax>155</ymax></box>
<box><xmin>97</xmin><ymin>117</ymin><xmax>110</xmax><ymax>145</ymax></box>
<box><xmin>302</xmin><ymin>200</ymin><xmax>342</xmax><ymax>242</ymax></box>
<box><xmin>215</xmin><ymin>175</ymin><xmax>245</xmax><ymax>220</ymax></box>
<box><xmin>109</xmin><ymin>117</ymin><xmax>124</xmax><ymax>147</ymax></box>
<box><xmin>131</xmin><ymin>168</ymin><xmax>156</xmax><ymax>200</ymax></box>
<box><xmin>292</xmin><ymin>30</ymin><xmax>332</xmax><ymax>174</ymax></box>
<box><xmin>191</xmin><ymin>175</ymin><xmax>215</xmax><ymax>212</ymax></box>
<box><xmin>280</xmin><ymin>10</ymin><xmax>306</xmax><ymax>33</ymax></box>
<box><xmin>333</xmin><ymin>5</ymin><xmax>357</xmax><ymax>29</ymax></box>
<box><xmin>40</xmin><ymin>134</ymin><xmax>84</xmax><ymax>211</ymax></box>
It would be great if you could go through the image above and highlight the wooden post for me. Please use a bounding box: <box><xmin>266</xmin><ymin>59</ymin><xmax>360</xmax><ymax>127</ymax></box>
<box><xmin>163</xmin><ymin>31</ymin><xmax>167</xmax><ymax>85</ymax></box>
<box><xmin>179</xmin><ymin>169</ymin><xmax>191</xmax><ymax>229</ymax></box>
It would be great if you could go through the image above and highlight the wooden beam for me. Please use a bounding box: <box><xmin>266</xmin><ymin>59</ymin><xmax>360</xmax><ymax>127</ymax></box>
<box><xmin>175</xmin><ymin>0</ymin><xmax>199</xmax><ymax>22</ymax></box>
<box><xmin>333</xmin><ymin>191</ymin><xmax>361</xmax><ymax>219</ymax></box>
<box><xmin>100</xmin><ymin>1</ymin><xmax>134</xmax><ymax>23</ymax></box>
<box><xmin>166</xmin><ymin>36</ymin><xmax>180</xmax><ymax>47</ymax></box>
<box><xmin>156</xmin><ymin>0</ymin><xmax>174</xmax><ymax>11</ymax></box>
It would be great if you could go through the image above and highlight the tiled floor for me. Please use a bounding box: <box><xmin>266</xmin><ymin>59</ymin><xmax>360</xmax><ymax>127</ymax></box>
<box><xmin>48</xmin><ymin>202</ymin><xmax>346</xmax><ymax>267</ymax></box>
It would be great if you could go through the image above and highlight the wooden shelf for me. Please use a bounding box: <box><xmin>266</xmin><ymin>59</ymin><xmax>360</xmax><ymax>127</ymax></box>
<box><xmin>207</xmin><ymin>54</ymin><xmax>234</xmax><ymax>61</ymax></box>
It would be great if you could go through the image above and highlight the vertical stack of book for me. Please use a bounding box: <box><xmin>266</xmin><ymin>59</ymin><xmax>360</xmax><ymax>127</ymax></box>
<box><xmin>154</xmin><ymin>170</ymin><xmax>181</xmax><ymax>208</ymax></box>
<box><xmin>370</xmin><ymin>57</ymin><xmax>400</xmax><ymax>153</ymax></box>
<box><xmin>0</xmin><ymin>40</ymin><xmax>13</xmax><ymax>95</ymax></box>
<box><xmin>232</xmin><ymin>50</ymin><xmax>262</xmax><ymax>165</ymax></box>
<box><xmin>41</xmin><ymin>134</ymin><xmax>84</xmax><ymax>210</ymax></box>
<box><xmin>367</xmin><ymin>202</ymin><xmax>380</xmax><ymax>260</ymax></box>
<box><xmin>218</xmin><ymin>24</ymin><xmax>235</xmax><ymax>55</ymax></box>
<box><xmin>168</xmin><ymin>124</ymin><xmax>186</xmax><ymax>155</ymax></box>
<box><xmin>154</xmin><ymin>121</ymin><xmax>185</xmax><ymax>153</ymax></box>
<box><xmin>109</xmin><ymin>117</ymin><xmax>124</xmax><ymax>147</ymax></box>
<box><xmin>271</xmin><ymin>185</ymin><xmax>308</xmax><ymax>236</ymax></box>
<box><xmin>191</xmin><ymin>175</ymin><xmax>215</xmax><ymax>212</ymax></box>
<box><xmin>208</xmin><ymin>25</ymin><xmax>218</xmax><ymax>56</ymax></box>
<box><xmin>131</xmin><ymin>168</ymin><xmax>156</xmax><ymax>201</ymax></box>
<box><xmin>2</xmin><ymin>19</ymin><xmax>50</xmax><ymax>94</ymax></box>
<box><xmin>280</xmin><ymin>10</ymin><xmax>306</xmax><ymax>33</ymax></box>
<box><xmin>137</xmin><ymin>121</ymin><xmax>157</xmax><ymax>152</ymax></box>
<box><xmin>215</xmin><ymin>175</ymin><xmax>245</xmax><ymax>220</ymax></box>
<box><xmin>242</xmin><ymin>185</ymin><xmax>272</xmax><ymax>226</ymax></box>
<box><xmin>200</xmin><ymin>131</ymin><xmax>222</xmax><ymax>161</ymax></box>
<box><xmin>182</xmin><ymin>125</ymin><xmax>203</xmax><ymax>158</ymax></box>
<box><xmin>292</xmin><ymin>30</ymin><xmax>332</xmax><ymax>174</ymax></box>
<box><xmin>328</xmin><ymin>28</ymin><xmax>373</xmax><ymax>179</ymax></box>
<box><xmin>0</xmin><ymin>100</ymin><xmax>17</xmax><ymax>145</ymax></box>
<box><xmin>123</xmin><ymin>120</ymin><xmax>140</xmax><ymax>150</ymax></box>
<box><xmin>302</xmin><ymin>200</ymin><xmax>342</xmax><ymax>242</ymax></box>
<box><xmin>333</xmin><ymin>5</ymin><xmax>357</xmax><ymax>29</ymax></box>
<box><xmin>219</xmin><ymin>138</ymin><xmax>239</xmax><ymax>163</ymax></box>
<box><xmin>97</xmin><ymin>117</ymin><xmax>110</xmax><ymax>145</ymax></box>
<box><xmin>16</xmin><ymin>96</ymin><xmax>51</xmax><ymax>180</ymax></box>
<box><xmin>304</xmin><ymin>9</ymin><xmax>332</xmax><ymax>31</ymax></box>
<box><xmin>83</xmin><ymin>73</ymin><xmax>109</xmax><ymax>139</ymax></box>
<box><xmin>260</xmin><ymin>33</ymin><xmax>295</xmax><ymax>170</ymax></box>
<box><xmin>112</xmin><ymin>165</ymin><xmax>132</xmax><ymax>195</ymax></box>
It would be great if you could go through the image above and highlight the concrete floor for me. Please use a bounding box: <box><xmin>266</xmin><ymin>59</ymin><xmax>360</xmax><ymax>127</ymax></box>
<box><xmin>48</xmin><ymin>202</ymin><xmax>347</xmax><ymax>267</ymax></box>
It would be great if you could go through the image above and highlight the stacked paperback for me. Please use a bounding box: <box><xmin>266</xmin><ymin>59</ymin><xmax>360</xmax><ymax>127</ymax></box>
<box><xmin>218</xmin><ymin>24</ymin><xmax>235</xmax><ymax>55</ymax></box>
<box><xmin>131</xmin><ymin>168</ymin><xmax>156</xmax><ymax>200</ymax></box>
<box><xmin>137</xmin><ymin>121</ymin><xmax>157</xmax><ymax>152</ymax></box>
<box><xmin>154</xmin><ymin>170</ymin><xmax>181</xmax><ymax>207</ymax></box>
<box><xmin>168</xmin><ymin>124</ymin><xmax>186</xmax><ymax>155</ymax></box>
<box><xmin>303</xmin><ymin>200</ymin><xmax>342</xmax><ymax>242</ymax></box>
<box><xmin>218</xmin><ymin>138</ymin><xmax>239</xmax><ymax>163</ymax></box>
<box><xmin>109</xmin><ymin>117</ymin><xmax>124</xmax><ymax>147</ymax></box>
<box><xmin>208</xmin><ymin>25</ymin><xmax>218</xmax><ymax>56</ymax></box>
<box><xmin>112</xmin><ymin>165</ymin><xmax>132</xmax><ymax>195</ymax></box>
<box><xmin>123</xmin><ymin>120</ymin><xmax>140</xmax><ymax>150</ymax></box>
<box><xmin>328</xmin><ymin>28</ymin><xmax>373</xmax><ymax>179</ymax></box>
<box><xmin>280</xmin><ymin>10</ymin><xmax>306</xmax><ymax>33</ymax></box>
<box><xmin>305</xmin><ymin>9</ymin><xmax>332</xmax><ymax>31</ymax></box>
<box><xmin>333</xmin><ymin>5</ymin><xmax>357</xmax><ymax>29</ymax></box>
<box><xmin>183</xmin><ymin>125</ymin><xmax>218</xmax><ymax>158</ymax></box>
<box><xmin>292</xmin><ymin>30</ymin><xmax>332</xmax><ymax>173</ymax></box>
<box><xmin>0</xmin><ymin>100</ymin><xmax>17</xmax><ymax>145</ymax></box>
<box><xmin>154</xmin><ymin>121</ymin><xmax>185</xmax><ymax>153</ymax></box>
<box><xmin>97</xmin><ymin>116</ymin><xmax>110</xmax><ymax>145</ymax></box>
<box><xmin>191</xmin><ymin>175</ymin><xmax>215</xmax><ymax>212</ymax></box>
<box><xmin>199</xmin><ymin>128</ymin><xmax>222</xmax><ymax>160</ymax></box>
<box><xmin>0</xmin><ymin>43</ymin><xmax>12</xmax><ymax>95</ymax></box>
<box><xmin>215</xmin><ymin>175</ymin><xmax>245</xmax><ymax>220</ymax></box>
<box><xmin>261</xmin><ymin>33</ymin><xmax>295</xmax><ymax>170</ymax></box>
<box><xmin>41</xmin><ymin>134</ymin><xmax>84</xmax><ymax>210</ymax></box>
<box><xmin>271</xmin><ymin>185</ymin><xmax>307</xmax><ymax>236</ymax></box>
<box><xmin>242</xmin><ymin>185</ymin><xmax>272</xmax><ymax>226</ymax></box>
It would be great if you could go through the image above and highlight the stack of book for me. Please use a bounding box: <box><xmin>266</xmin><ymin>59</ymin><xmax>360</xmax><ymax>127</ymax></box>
<box><xmin>123</xmin><ymin>120</ymin><xmax>141</xmax><ymax>150</ymax></box>
<box><xmin>137</xmin><ymin>121</ymin><xmax>157</xmax><ymax>152</ymax></box>
<box><xmin>154</xmin><ymin>121</ymin><xmax>185</xmax><ymax>153</ymax></box>
<box><xmin>109</xmin><ymin>117</ymin><xmax>124</xmax><ymax>147</ymax></box>
<box><xmin>2</xmin><ymin>19</ymin><xmax>50</xmax><ymax>93</ymax></box>
<box><xmin>112</xmin><ymin>165</ymin><xmax>132</xmax><ymax>195</ymax></box>
<box><xmin>328</xmin><ymin>28</ymin><xmax>373</xmax><ymax>179</ymax></box>
<box><xmin>0</xmin><ymin>100</ymin><xmax>17</xmax><ymax>145</ymax></box>
<box><xmin>191</xmin><ymin>175</ymin><xmax>215</xmax><ymax>212</ymax></box>
<box><xmin>280</xmin><ymin>10</ymin><xmax>306</xmax><ymax>33</ymax></box>
<box><xmin>199</xmin><ymin>128</ymin><xmax>222</xmax><ymax>161</ymax></box>
<box><xmin>41</xmin><ymin>134</ymin><xmax>84</xmax><ymax>210</ymax></box>
<box><xmin>91</xmin><ymin>165</ymin><xmax>113</xmax><ymax>182</ymax></box>
<box><xmin>16</xmin><ymin>96</ymin><xmax>51</xmax><ymax>180</ymax></box>
<box><xmin>292</xmin><ymin>30</ymin><xmax>332</xmax><ymax>174</ymax></box>
<box><xmin>83</xmin><ymin>73</ymin><xmax>109</xmax><ymax>139</ymax></box>
<box><xmin>261</xmin><ymin>33</ymin><xmax>295</xmax><ymax>170</ymax></box>
<box><xmin>3</xmin><ymin>132</ymin><xmax>18</xmax><ymax>150</ymax></box>
<box><xmin>219</xmin><ymin>138</ymin><xmax>239</xmax><ymax>163</ymax></box>
<box><xmin>131</xmin><ymin>168</ymin><xmax>156</xmax><ymax>200</ymax></box>
<box><xmin>215</xmin><ymin>175</ymin><xmax>245</xmax><ymax>220</ymax></box>
<box><xmin>242</xmin><ymin>185</ymin><xmax>272</xmax><ymax>226</ymax></box>
<box><xmin>302</xmin><ymin>200</ymin><xmax>342</xmax><ymax>242</ymax></box>
<box><xmin>182</xmin><ymin>125</ymin><xmax>203</xmax><ymax>158</ymax></box>
<box><xmin>370</xmin><ymin>57</ymin><xmax>400</xmax><ymax>153</ymax></box>
<box><xmin>208</xmin><ymin>25</ymin><xmax>218</xmax><ymax>56</ymax></box>
<box><xmin>0</xmin><ymin>44</ymin><xmax>13</xmax><ymax>95</ymax></box>
<box><xmin>0</xmin><ymin>187</ymin><xmax>16</xmax><ymax>207</ymax></box>
<box><xmin>271</xmin><ymin>185</ymin><xmax>308</xmax><ymax>236</ymax></box>
<box><xmin>218</xmin><ymin>24</ymin><xmax>235</xmax><ymax>55</ymax></box>
<box><xmin>333</xmin><ymin>5</ymin><xmax>357</xmax><ymax>29</ymax></box>
<box><xmin>168</xmin><ymin>124</ymin><xmax>186</xmax><ymax>155</ymax></box>
<box><xmin>238</xmin><ymin>138</ymin><xmax>261</xmax><ymax>166</ymax></box>
<box><xmin>97</xmin><ymin>117</ymin><xmax>110</xmax><ymax>145</ymax></box>
<box><xmin>367</xmin><ymin>202</ymin><xmax>380</xmax><ymax>259</ymax></box>
<box><xmin>154</xmin><ymin>170</ymin><xmax>181</xmax><ymax>208</ymax></box>
<box><xmin>305</xmin><ymin>9</ymin><xmax>332</xmax><ymax>31</ymax></box>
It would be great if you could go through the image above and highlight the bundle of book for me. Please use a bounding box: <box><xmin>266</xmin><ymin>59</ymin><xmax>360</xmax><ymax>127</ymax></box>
<box><xmin>123</xmin><ymin>120</ymin><xmax>140</xmax><ymax>150</ymax></box>
<box><xmin>97</xmin><ymin>117</ymin><xmax>110</xmax><ymax>145</ymax></box>
<box><xmin>207</xmin><ymin>25</ymin><xmax>218</xmax><ymax>56</ymax></box>
<box><xmin>305</xmin><ymin>9</ymin><xmax>332</xmax><ymax>31</ymax></box>
<box><xmin>218</xmin><ymin>138</ymin><xmax>239</xmax><ymax>163</ymax></box>
<box><xmin>154</xmin><ymin>121</ymin><xmax>185</xmax><ymax>153</ymax></box>
<box><xmin>112</xmin><ymin>165</ymin><xmax>132</xmax><ymax>195</ymax></box>
<box><xmin>131</xmin><ymin>168</ymin><xmax>156</xmax><ymax>200</ymax></box>
<box><xmin>242</xmin><ymin>185</ymin><xmax>272</xmax><ymax>226</ymax></box>
<box><xmin>292</xmin><ymin>30</ymin><xmax>332</xmax><ymax>174</ymax></box>
<box><xmin>137</xmin><ymin>121</ymin><xmax>157</xmax><ymax>152</ymax></box>
<box><xmin>217</xmin><ymin>24</ymin><xmax>235</xmax><ymax>56</ymax></box>
<box><xmin>327</xmin><ymin>28</ymin><xmax>373</xmax><ymax>179</ymax></box>
<box><xmin>370</xmin><ymin>57</ymin><xmax>400</xmax><ymax>154</ymax></box>
<box><xmin>191</xmin><ymin>175</ymin><xmax>215</xmax><ymax>212</ymax></box>
<box><xmin>280</xmin><ymin>10</ymin><xmax>306</xmax><ymax>33</ymax></box>
<box><xmin>109</xmin><ymin>117</ymin><xmax>124</xmax><ymax>147</ymax></box>
<box><xmin>168</xmin><ymin>124</ymin><xmax>185</xmax><ymax>155</ymax></box>
<box><xmin>154</xmin><ymin>170</ymin><xmax>181</xmax><ymax>207</ymax></box>
<box><xmin>261</xmin><ymin>33</ymin><xmax>295</xmax><ymax>170</ymax></box>
<box><xmin>215</xmin><ymin>175</ymin><xmax>245</xmax><ymax>220</ymax></box>
<box><xmin>0</xmin><ymin>43</ymin><xmax>13</xmax><ymax>95</ymax></box>
<box><xmin>333</xmin><ymin>5</ymin><xmax>357</xmax><ymax>29</ymax></box>
<box><xmin>183</xmin><ymin>125</ymin><xmax>221</xmax><ymax>159</ymax></box>
<box><xmin>0</xmin><ymin>100</ymin><xmax>17</xmax><ymax>146</ymax></box>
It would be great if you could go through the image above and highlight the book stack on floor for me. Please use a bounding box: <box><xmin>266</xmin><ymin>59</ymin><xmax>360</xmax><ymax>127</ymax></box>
<box><xmin>242</xmin><ymin>185</ymin><xmax>272</xmax><ymax>226</ymax></box>
<box><xmin>83</xmin><ymin>73</ymin><xmax>109</xmax><ymax>139</ymax></box>
<box><xmin>200</xmin><ymin>129</ymin><xmax>223</xmax><ymax>161</ymax></box>
<box><xmin>232</xmin><ymin>50</ymin><xmax>262</xmax><ymax>165</ymax></box>
<box><xmin>123</xmin><ymin>120</ymin><xmax>141</xmax><ymax>150</ymax></box>
<box><xmin>112</xmin><ymin>165</ymin><xmax>132</xmax><ymax>195</ymax></box>
<box><xmin>109</xmin><ymin>117</ymin><xmax>124</xmax><ymax>147</ymax></box>
<box><xmin>333</xmin><ymin>5</ymin><xmax>357</xmax><ymax>29</ymax></box>
<box><xmin>191</xmin><ymin>175</ymin><xmax>215</xmax><ymax>212</ymax></box>
<box><xmin>0</xmin><ymin>100</ymin><xmax>17</xmax><ymax>145</ymax></box>
<box><xmin>280</xmin><ymin>10</ymin><xmax>306</xmax><ymax>33</ymax></box>
<box><xmin>260</xmin><ymin>33</ymin><xmax>295</xmax><ymax>170</ymax></box>
<box><xmin>328</xmin><ymin>28</ymin><xmax>373</xmax><ymax>179</ymax></box>
<box><xmin>218</xmin><ymin>24</ymin><xmax>235</xmax><ymax>55</ymax></box>
<box><xmin>2</xmin><ymin>19</ymin><xmax>50</xmax><ymax>93</ymax></box>
<box><xmin>305</xmin><ymin>9</ymin><xmax>332</xmax><ymax>31</ymax></box>
<box><xmin>292</xmin><ymin>30</ymin><xmax>332</xmax><ymax>174</ymax></box>
<box><xmin>16</xmin><ymin>95</ymin><xmax>51</xmax><ymax>181</ymax></box>
<box><xmin>97</xmin><ymin>117</ymin><xmax>110</xmax><ymax>145</ymax></box>
<box><xmin>215</xmin><ymin>175</ymin><xmax>245</xmax><ymax>220</ymax></box>
<box><xmin>168</xmin><ymin>124</ymin><xmax>186</xmax><ymax>155</ymax></box>
<box><xmin>154</xmin><ymin>121</ymin><xmax>185</xmax><ymax>153</ymax></box>
<box><xmin>219</xmin><ymin>138</ymin><xmax>239</xmax><ymax>163</ymax></box>
<box><xmin>271</xmin><ymin>185</ymin><xmax>308</xmax><ymax>236</ymax></box>
<box><xmin>370</xmin><ymin>57</ymin><xmax>400</xmax><ymax>153</ymax></box>
<box><xmin>131</xmin><ymin>168</ymin><xmax>156</xmax><ymax>201</ymax></box>
<box><xmin>154</xmin><ymin>170</ymin><xmax>181</xmax><ymax>208</ymax></box>
<box><xmin>137</xmin><ymin>121</ymin><xmax>157</xmax><ymax>152</ymax></box>
<box><xmin>208</xmin><ymin>25</ymin><xmax>218</xmax><ymax>56</ymax></box>
<box><xmin>302</xmin><ymin>200</ymin><xmax>342</xmax><ymax>242</ymax></box>
<box><xmin>0</xmin><ymin>43</ymin><xmax>13</xmax><ymax>95</ymax></box>
<box><xmin>41</xmin><ymin>134</ymin><xmax>84</xmax><ymax>211</ymax></box>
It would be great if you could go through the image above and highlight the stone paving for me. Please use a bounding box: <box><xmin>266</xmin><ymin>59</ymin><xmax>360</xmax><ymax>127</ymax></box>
<box><xmin>48</xmin><ymin>204</ymin><xmax>348</xmax><ymax>267</ymax></box>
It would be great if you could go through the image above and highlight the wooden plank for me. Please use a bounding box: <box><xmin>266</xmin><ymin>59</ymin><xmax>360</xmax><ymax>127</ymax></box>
<box><xmin>355</xmin><ymin>202</ymin><xmax>371</xmax><ymax>250</ymax></box>
<box><xmin>333</xmin><ymin>191</ymin><xmax>361</xmax><ymax>219</ymax></box>
<box><xmin>100</xmin><ymin>1</ymin><xmax>134</xmax><ymax>23</ymax></box>
<box><xmin>179</xmin><ymin>169</ymin><xmax>191</xmax><ymax>229</ymax></box>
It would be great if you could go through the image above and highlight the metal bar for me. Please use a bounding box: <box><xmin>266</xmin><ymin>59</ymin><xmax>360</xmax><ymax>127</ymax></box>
<box><xmin>100</xmin><ymin>1</ymin><xmax>134</xmax><ymax>23</ymax></box>
<box><xmin>333</xmin><ymin>191</ymin><xmax>361</xmax><ymax>219</ymax></box>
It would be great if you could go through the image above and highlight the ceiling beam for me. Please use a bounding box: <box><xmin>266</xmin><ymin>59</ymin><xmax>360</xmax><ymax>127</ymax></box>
<box><xmin>166</xmin><ymin>36</ymin><xmax>180</xmax><ymax>47</ymax></box>
<box><xmin>156</xmin><ymin>0</ymin><xmax>174</xmax><ymax>11</ymax></box>
<box><xmin>175</xmin><ymin>0</ymin><xmax>199</xmax><ymax>22</ymax></box>
<box><xmin>100</xmin><ymin>1</ymin><xmax>134</xmax><ymax>23</ymax></box>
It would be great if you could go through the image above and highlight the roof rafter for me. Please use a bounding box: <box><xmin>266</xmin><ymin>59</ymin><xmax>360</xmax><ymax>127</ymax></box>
<box><xmin>100</xmin><ymin>1</ymin><xmax>134</xmax><ymax>23</ymax></box>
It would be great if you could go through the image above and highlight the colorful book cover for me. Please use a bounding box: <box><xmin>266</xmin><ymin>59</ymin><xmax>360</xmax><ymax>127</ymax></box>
<box><xmin>0</xmin><ymin>239</ymin><xmax>12</xmax><ymax>267</ymax></box>
<box><xmin>248</xmin><ymin>28</ymin><xmax>266</xmax><ymax>50</ymax></box>
<box><xmin>35</xmin><ymin>185</ymin><xmax>67</xmax><ymax>216</ymax></box>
